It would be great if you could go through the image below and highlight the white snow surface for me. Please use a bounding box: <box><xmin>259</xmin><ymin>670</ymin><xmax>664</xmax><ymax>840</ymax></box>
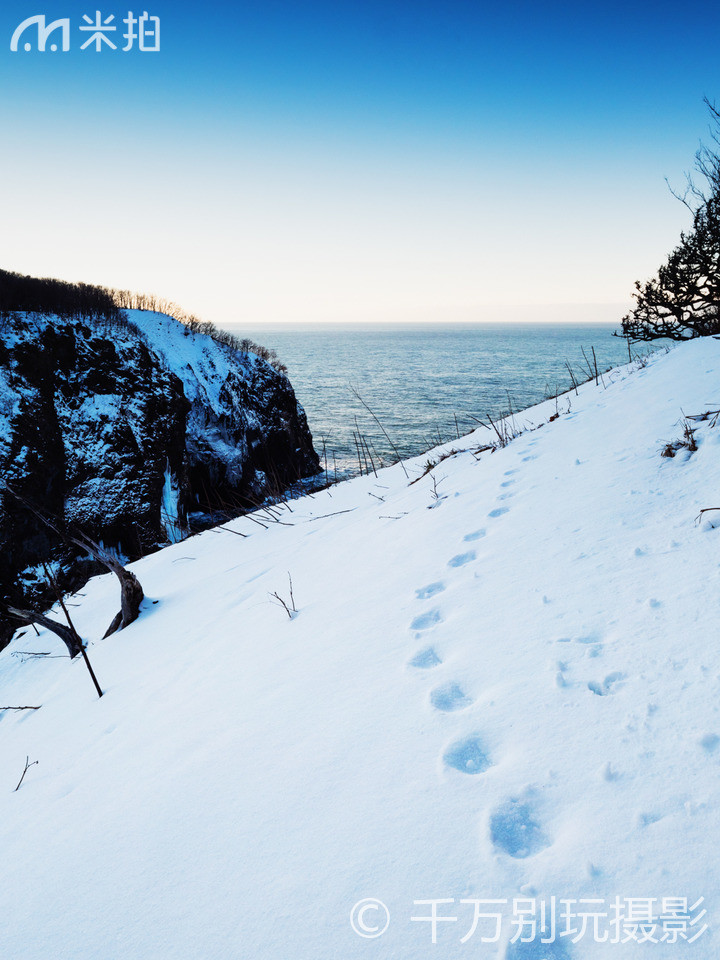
<box><xmin>1</xmin><ymin>339</ymin><xmax>720</xmax><ymax>959</ymax></box>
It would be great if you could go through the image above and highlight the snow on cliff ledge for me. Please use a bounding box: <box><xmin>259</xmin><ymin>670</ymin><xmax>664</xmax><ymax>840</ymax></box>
<box><xmin>1</xmin><ymin>337</ymin><xmax>719</xmax><ymax>960</ymax></box>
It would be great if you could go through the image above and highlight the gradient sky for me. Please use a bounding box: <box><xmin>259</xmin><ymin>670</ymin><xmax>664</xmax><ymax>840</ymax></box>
<box><xmin>1</xmin><ymin>0</ymin><xmax>719</xmax><ymax>325</ymax></box>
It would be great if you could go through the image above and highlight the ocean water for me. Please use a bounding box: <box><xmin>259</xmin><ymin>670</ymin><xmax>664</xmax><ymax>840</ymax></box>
<box><xmin>230</xmin><ymin>322</ymin><xmax>640</xmax><ymax>476</ymax></box>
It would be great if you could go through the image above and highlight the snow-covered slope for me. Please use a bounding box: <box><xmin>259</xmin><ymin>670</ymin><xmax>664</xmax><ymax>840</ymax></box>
<box><xmin>1</xmin><ymin>338</ymin><xmax>719</xmax><ymax>960</ymax></box>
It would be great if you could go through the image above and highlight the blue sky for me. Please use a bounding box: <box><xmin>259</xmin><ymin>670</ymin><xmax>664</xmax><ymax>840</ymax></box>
<box><xmin>1</xmin><ymin>0</ymin><xmax>719</xmax><ymax>324</ymax></box>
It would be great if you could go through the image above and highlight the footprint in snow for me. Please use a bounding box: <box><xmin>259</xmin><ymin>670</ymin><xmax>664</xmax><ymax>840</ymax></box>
<box><xmin>489</xmin><ymin>797</ymin><xmax>550</xmax><ymax>859</ymax></box>
<box><xmin>448</xmin><ymin>550</ymin><xmax>476</xmax><ymax>568</ymax></box>
<box><xmin>410</xmin><ymin>609</ymin><xmax>443</xmax><ymax>631</ymax></box>
<box><xmin>443</xmin><ymin>734</ymin><xmax>491</xmax><ymax>774</ymax></box>
<box><xmin>430</xmin><ymin>682</ymin><xmax>474</xmax><ymax>712</ymax></box>
<box><xmin>504</xmin><ymin>468</ymin><xmax>518</xmax><ymax>476</ymax></box>
<box><xmin>638</xmin><ymin>811</ymin><xmax>663</xmax><ymax>828</ymax></box>
<box><xmin>408</xmin><ymin>647</ymin><xmax>442</xmax><ymax>669</ymax></box>
<box><xmin>463</xmin><ymin>529</ymin><xmax>486</xmax><ymax>542</ymax></box>
<box><xmin>700</xmin><ymin>733</ymin><xmax>720</xmax><ymax>753</ymax></box>
<box><xmin>588</xmin><ymin>672</ymin><xmax>626</xmax><ymax>696</ymax></box>
<box><xmin>415</xmin><ymin>581</ymin><xmax>446</xmax><ymax>600</ymax></box>
<box><xmin>557</xmin><ymin>633</ymin><xmax>603</xmax><ymax>656</ymax></box>
<box><xmin>488</xmin><ymin>506</ymin><xmax>509</xmax><ymax>518</ymax></box>
<box><xmin>500</xmin><ymin>479</ymin><xmax>516</xmax><ymax>488</ymax></box>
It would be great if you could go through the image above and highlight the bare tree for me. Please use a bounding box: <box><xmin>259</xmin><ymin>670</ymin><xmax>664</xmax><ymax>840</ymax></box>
<box><xmin>621</xmin><ymin>98</ymin><xmax>720</xmax><ymax>342</ymax></box>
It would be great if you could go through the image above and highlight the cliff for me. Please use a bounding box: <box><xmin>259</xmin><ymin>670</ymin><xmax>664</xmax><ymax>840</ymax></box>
<box><xmin>0</xmin><ymin>309</ymin><xmax>320</xmax><ymax>646</ymax></box>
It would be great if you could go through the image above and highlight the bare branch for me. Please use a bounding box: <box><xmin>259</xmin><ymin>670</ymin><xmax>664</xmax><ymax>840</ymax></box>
<box><xmin>14</xmin><ymin>756</ymin><xmax>38</xmax><ymax>792</ymax></box>
<box><xmin>7</xmin><ymin>606</ymin><xmax>83</xmax><ymax>658</ymax></box>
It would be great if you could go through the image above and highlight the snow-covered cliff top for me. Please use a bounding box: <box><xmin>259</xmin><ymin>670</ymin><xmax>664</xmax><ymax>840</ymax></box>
<box><xmin>125</xmin><ymin>309</ymin><xmax>270</xmax><ymax>408</ymax></box>
<box><xmin>1</xmin><ymin>337</ymin><xmax>718</xmax><ymax>959</ymax></box>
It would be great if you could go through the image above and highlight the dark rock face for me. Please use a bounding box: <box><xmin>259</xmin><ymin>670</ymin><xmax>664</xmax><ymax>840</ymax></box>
<box><xmin>0</xmin><ymin>311</ymin><xmax>320</xmax><ymax>648</ymax></box>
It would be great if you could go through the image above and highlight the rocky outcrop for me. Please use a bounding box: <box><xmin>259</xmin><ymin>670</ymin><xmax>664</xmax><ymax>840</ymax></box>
<box><xmin>0</xmin><ymin>310</ymin><xmax>320</xmax><ymax>648</ymax></box>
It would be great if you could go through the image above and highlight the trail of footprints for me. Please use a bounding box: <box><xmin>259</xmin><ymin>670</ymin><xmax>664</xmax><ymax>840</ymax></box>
<box><xmin>405</xmin><ymin>471</ymin><xmax>558</xmax><ymax>862</ymax></box>
<box><xmin>408</xmin><ymin>472</ymin><xmax>518</xmax><ymax>743</ymax></box>
<box><xmin>406</xmin><ymin>462</ymin><xmax>626</xmax><ymax>871</ymax></box>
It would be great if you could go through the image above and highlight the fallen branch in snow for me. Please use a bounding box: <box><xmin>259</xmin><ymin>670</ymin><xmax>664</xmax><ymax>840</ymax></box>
<box><xmin>304</xmin><ymin>509</ymin><xmax>356</xmax><ymax>522</ymax></box>
<box><xmin>696</xmin><ymin>507</ymin><xmax>720</xmax><ymax>524</ymax></box>
<box><xmin>11</xmin><ymin>652</ymin><xmax>69</xmax><ymax>662</ymax></box>
<box><xmin>14</xmin><ymin>756</ymin><xmax>38</xmax><ymax>792</ymax></box>
<box><xmin>686</xmin><ymin>409</ymin><xmax>720</xmax><ymax>427</ymax></box>
<box><xmin>1</xmin><ymin>484</ymin><xmax>143</xmax><ymax>643</ymax></box>
<box><xmin>0</xmin><ymin>706</ymin><xmax>41</xmax><ymax>711</ymax></box>
<box><xmin>410</xmin><ymin>449</ymin><xmax>460</xmax><ymax>484</ymax></box>
<box><xmin>470</xmin><ymin>444</ymin><xmax>496</xmax><ymax>460</ymax></box>
<box><xmin>211</xmin><ymin>525</ymin><xmax>248</xmax><ymax>539</ymax></box>
<box><xmin>70</xmin><ymin>533</ymin><xmax>144</xmax><ymax>639</ymax></box>
<box><xmin>7</xmin><ymin>606</ymin><xmax>84</xmax><ymax>659</ymax></box>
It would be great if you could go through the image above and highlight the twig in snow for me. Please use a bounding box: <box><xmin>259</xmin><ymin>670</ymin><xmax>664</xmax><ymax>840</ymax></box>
<box><xmin>305</xmin><ymin>508</ymin><xmax>357</xmax><ymax>522</ymax></box>
<box><xmin>14</xmin><ymin>756</ymin><xmax>38</xmax><ymax>792</ymax></box>
<box><xmin>41</xmin><ymin>563</ymin><xmax>104</xmax><ymax>699</ymax></box>
<box><xmin>211</xmin><ymin>525</ymin><xmax>248</xmax><ymax>538</ymax></box>
<box><xmin>269</xmin><ymin>572</ymin><xmax>297</xmax><ymax>619</ymax></box>
<box><xmin>430</xmin><ymin>474</ymin><xmax>444</xmax><ymax>501</ymax></box>
<box><xmin>564</xmin><ymin>361</ymin><xmax>579</xmax><ymax>395</ymax></box>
